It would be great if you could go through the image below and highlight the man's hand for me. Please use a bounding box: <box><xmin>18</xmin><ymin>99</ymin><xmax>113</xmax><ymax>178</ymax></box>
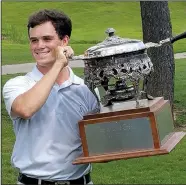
<box><xmin>55</xmin><ymin>46</ymin><xmax>74</xmax><ymax>68</ymax></box>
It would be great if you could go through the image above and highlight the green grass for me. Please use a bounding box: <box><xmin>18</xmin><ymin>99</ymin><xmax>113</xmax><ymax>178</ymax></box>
<box><xmin>1</xmin><ymin>2</ymin><xmax>147</xmax><ymax>43</ymax></box>
<box><xmin>174</xmin><ymin>60</ymin><xmax>186</xmax><ymax>126</ymax></box>
<box><xmin>2</xmin><ymin>59</ymin><xmax>186</xmax><ymax>184</ymax></box>
<box><xmin>2</xmin><ymin>2</ymin><xmax>186</xmax><ymax>65</ymax></box>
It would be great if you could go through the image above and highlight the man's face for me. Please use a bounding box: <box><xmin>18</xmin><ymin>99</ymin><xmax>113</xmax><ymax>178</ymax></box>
<box><xmin>29</xmin><ymin>21</ymin><xmax>68</xmax><ymax>67</ymax></box>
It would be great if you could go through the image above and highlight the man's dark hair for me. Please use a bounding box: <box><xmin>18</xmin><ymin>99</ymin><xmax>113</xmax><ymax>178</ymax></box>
<box><xmin>27</xmin><ymin>9</ymin><xmax>72</xmax><ymax>39</ymax></box>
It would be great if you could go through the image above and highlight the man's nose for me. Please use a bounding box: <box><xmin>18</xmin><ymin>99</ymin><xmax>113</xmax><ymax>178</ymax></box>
<box><xmin>37</xmin><ymin>40</ymin><xmax>45</xmax><ymax>48</ymax></box>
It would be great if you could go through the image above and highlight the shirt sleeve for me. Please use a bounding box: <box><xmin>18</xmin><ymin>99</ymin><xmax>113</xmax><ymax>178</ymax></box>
<box><xmin>87</xmin><ymin>87</ymin><xmax>101</xmax><ymax>114</ymax></box>
<box><xmin>3</xmin><ymin>76</ymin><xmax>35</xmax><ymax>119</ymax></box>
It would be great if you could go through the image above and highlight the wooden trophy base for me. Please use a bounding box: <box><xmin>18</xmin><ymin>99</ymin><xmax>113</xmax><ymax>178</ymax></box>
<box><xmin>73</xmin><ymin>97</ymin><xmax>185</xmax><ymax>164</ymax></box>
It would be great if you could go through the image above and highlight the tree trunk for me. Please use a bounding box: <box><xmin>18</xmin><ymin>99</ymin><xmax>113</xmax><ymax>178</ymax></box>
<box><xmin>140</xmin><ymin>1</ymin><xmax>175</xmax><ymax>109</ymax></box>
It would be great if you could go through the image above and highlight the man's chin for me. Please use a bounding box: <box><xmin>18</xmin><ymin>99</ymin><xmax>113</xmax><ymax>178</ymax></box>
<box><xmin>36</xmin><ymin>59</ymin><xmax>55</xmax><ymax>66</ymax></box>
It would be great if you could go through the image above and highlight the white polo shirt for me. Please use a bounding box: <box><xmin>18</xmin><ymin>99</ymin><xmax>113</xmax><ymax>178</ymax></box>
<box><xmin>3</xmin><ymin>65</ymin><xmax>99</xmax><ymax>181</ymax></box>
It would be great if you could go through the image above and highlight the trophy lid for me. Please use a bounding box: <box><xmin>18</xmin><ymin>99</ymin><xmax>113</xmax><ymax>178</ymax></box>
<box><xmin>84</xmin><ymin>28</ymin><xmax>146</xmax><ymax>59</ymax></box>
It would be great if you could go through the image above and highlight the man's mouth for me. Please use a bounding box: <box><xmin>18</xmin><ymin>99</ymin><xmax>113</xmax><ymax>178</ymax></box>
<box><xmin>36</xmin><ymin>51</ymin><xmax>50</xmax><ymax>57</ymax></box>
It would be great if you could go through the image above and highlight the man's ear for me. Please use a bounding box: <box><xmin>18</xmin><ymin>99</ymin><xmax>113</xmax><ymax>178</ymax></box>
<box><xmin>61</xmin><ymin>35</ymin><xmax>70</xmax><ymax>46</ymax></box>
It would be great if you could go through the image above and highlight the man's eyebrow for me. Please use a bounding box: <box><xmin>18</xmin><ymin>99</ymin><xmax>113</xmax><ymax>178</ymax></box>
<box><xmin>29</xmin><ymin>36</ymin><xmax>54</xmax><ymax>40</ymax></box>
<box><xmin>43</xmin><ymin>35</ymin><xmax>54</xmax><ymax>38</ymax></box>
<box><xmin>30</xmin><ymin>37</ymin><xmax>38</xmax><ymax>40</ymax></box>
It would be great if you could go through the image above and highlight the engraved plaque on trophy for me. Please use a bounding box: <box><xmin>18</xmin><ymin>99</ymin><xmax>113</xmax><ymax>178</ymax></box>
<box><xmin>73</xmin><ymin>97</ymin><xmax>185</xmax><ymax>164</ymax></box>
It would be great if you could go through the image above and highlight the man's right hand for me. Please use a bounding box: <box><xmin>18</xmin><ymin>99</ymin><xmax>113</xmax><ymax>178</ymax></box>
<box><xmin>55</xmin><ymin>46</ymin><xmax>74</xmax><ymax>68</ymax></box>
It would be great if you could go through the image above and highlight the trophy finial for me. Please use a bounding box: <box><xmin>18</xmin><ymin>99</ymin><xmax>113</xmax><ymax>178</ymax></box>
<box><xmin>105</xmin><ymin>28</ymin><xmax>116</xmax><ymax>37</ymax></box>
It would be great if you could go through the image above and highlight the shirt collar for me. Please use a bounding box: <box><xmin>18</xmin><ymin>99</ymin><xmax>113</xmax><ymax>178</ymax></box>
<box><xmin>27</xmin><ymin>64</ymin><xmax>83</xmax><ymax>85</ymax></box>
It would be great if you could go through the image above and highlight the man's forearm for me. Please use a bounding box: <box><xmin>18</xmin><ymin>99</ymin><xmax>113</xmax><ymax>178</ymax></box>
<box><xmin>12</xmin><ymin>62</ymin><xmax>64</xmax><ymax>119</ymax></box>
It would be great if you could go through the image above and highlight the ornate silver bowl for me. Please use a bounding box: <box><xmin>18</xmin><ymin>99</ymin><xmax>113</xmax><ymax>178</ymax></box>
<box><xmin>72</xmin><ymin>28</ymin><xmax>186</xmax><ymax>107</ymax></box>
<box><xmin>83</xmin><ymin>28</ymin><xmax>153</xmax><ymax>107</ymax></box>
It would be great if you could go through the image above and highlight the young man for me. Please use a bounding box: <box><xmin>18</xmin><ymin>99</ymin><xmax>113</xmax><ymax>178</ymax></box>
<box><xmin>3</xmin><ymin>9</ymin><xmax>99</xmax><ymax>185</ymax></box>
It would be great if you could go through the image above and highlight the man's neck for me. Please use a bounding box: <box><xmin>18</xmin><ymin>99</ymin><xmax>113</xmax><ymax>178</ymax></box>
<box><xmin>36</xmin><ymin>64</ymin><xmax>70</xmax><ymax>86</ymax></box>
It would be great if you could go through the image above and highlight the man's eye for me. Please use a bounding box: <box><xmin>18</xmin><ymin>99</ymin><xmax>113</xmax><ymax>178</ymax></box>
<box><xmin>44</xmin><ymin>38</ymin><xmax>52</xmax><ymax>41</ymax></box>
<box><xmin>31</xmin><ymin>39</ymin><xmax>37</xmax><ymax>43</ymax></box>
